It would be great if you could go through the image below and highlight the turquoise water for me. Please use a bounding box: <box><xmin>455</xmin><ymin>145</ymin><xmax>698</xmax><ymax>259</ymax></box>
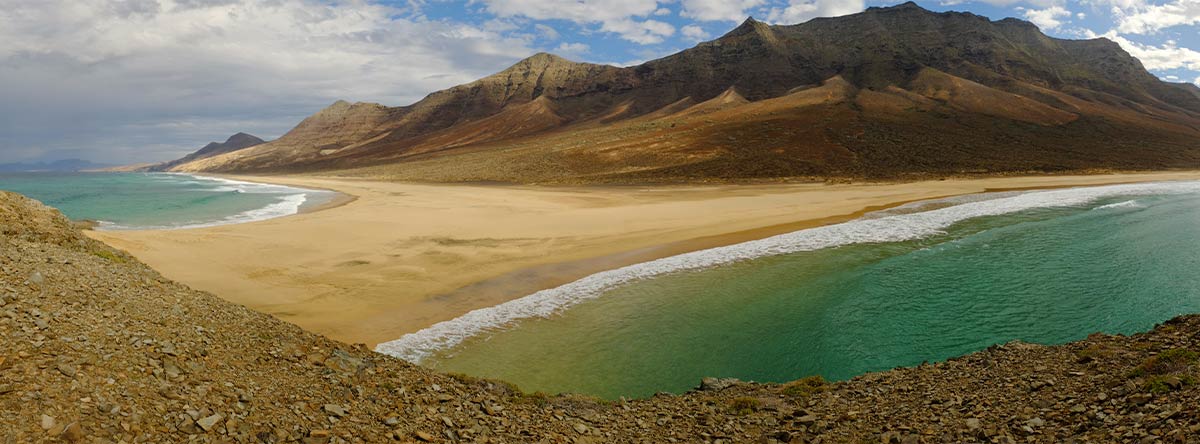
<box><xmin>396</xmin><ymin>183</ymin><xmax>1200</xmax><ymax>399</ymax></box>
<box><xmin>0</xmin><ymin>172</ymin><xmax>334</xmax><ymax>230</ymax></box>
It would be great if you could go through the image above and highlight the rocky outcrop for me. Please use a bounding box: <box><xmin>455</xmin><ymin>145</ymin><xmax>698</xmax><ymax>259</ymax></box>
<box><xmin>3</xmin><ymin>192</ymin><xmax>1200</xmax><ymax>442</ymax></box>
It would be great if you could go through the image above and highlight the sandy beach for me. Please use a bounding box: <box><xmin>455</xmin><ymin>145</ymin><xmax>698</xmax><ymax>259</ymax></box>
<box><xmin>87</xmin><ymin>171</ymin><xmax>1200</xmax><ymax>347</ymax></box>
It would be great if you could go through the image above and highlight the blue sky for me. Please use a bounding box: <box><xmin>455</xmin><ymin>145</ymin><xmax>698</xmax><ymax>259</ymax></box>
<box><xmin>0</xmin><ymin>0</ymin><xmax>1197</xmax><ymax>164</ymax></box>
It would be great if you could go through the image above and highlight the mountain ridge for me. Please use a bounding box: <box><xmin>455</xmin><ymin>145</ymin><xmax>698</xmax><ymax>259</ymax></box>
<box><xmin>169</xmin><ymin>2</ymin><xmax>1200</xmax><ymax>183</ymax></box>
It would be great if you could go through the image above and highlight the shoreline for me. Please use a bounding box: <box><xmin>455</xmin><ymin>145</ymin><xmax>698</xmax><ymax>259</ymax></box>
<box><xmin>88</xmin><ymin>170</ymin><xmax>1200</xmax><ymax>349</ymax></box>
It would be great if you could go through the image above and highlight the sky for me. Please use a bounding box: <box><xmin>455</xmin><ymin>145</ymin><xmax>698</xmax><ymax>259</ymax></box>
<box><xmin>0</xmin><ymin>0</ymin><xmax>1197</xmax><ymax>165</ymax></box>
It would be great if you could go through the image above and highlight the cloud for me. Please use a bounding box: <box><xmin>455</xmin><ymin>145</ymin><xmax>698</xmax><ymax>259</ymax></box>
<box><xmin>1088</xmin><ymin>31</ymin><xmax>1200</xmax><ymax>71</ymax></box>
<box><xmin>680</xmin><ymin>0</ymin><xmax>765</xmax><ymax>22</ymax></box>
<box><xmin>1114</xmin><ymin>0</ymin><xmax>1200</xmax><ymax>34</ymax></box>
<box><xmin>478</xmin><ymin>0</ymin><xmax>674</xmax><ymax>43</ymax></box>
<box><xmin>1023</xmin><ymin>6</ymin><xmax>1073</xmax><ymax>30</ymax></box>
<box><xmin>0</xmin><ymin>0</ymin><xmax>536</xmax><ymax>163</ymax></box>
<box><xmin>765</xmin><ymin>0</ymin><xmax>864</xmax><ymax>25</ymax></box>
<box><xmin>681</xmin><ymin>24</ymin><xmax>710</xmax><ymax>41</ymax></box>
<box><xmin>554</xmin><ymin>42</ymin><xmax>591</xmax><ymax>57</ymax></box>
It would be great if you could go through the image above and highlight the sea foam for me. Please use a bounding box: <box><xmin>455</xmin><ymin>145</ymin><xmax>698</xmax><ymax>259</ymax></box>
<box><xmin>375</xmin><ymin>181</ymin><xmax>1200</xmax><ymax>363</ymax></box>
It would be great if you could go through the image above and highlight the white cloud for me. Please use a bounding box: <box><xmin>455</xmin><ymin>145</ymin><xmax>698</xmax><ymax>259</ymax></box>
<box><xmin>1114</xmin><ymin>0</ymin><xmax>1200</xmax><ymax>34</ymax></box>
<box><xmin>534</xmin><ymin>23</ymin><xmax>560</xmax><ymax>40</ymax></box>
<box><xmin>554</xmin><ymin>42</ymin><xmax>591</xmax><ymax>57</ymax></box>
<box><xmin>681</xmin><ymin>24</ymin><xmax>710</xmax><ymax>41</ymax></box>
<box><xmin>0</xmin><ymin>0</ymin><xmax>536</xmax><ymax>163</ymax></box>
<box><xmin>1194</xmin><ymin>75</ymin><xmax>1200</xmax><ymax>86</ymax></box>
<box><xmin>1023</xmin><ymin>6</ymin><xmax>1073</xmax><ymax>30</ymax></box>
<box><xmin>680</xmin><ymin>0</ymin><xmax>764</xmax><ymax>22</ymax></box>
<box><xmin>600</xmin><ymin>18</ymin><xmax>676</xmax><ymax>44</ymax></box>
<box><xmin>479</xmin><ymin>0</ymin><xmax>674</xmax><ymax>43</ymax></box>
<box><xmin>1089</xmin><ymin>31</ymin><xmax>1200</xmax><ymax>71</ymax></box>
<box><xmin>766</xmin><ymin>0</ymin><xmax>864</xmax><ymax>25</ymax></box>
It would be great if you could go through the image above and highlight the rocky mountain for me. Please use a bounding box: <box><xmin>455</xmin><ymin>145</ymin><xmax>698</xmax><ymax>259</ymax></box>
<box><xmin>4</xmin><ymin>190</ymin><xmax>1200</xmax><ymax>442</ymax></box>
<box><xmin>171</xmin><ymin>2</ymin><xmax>1200</xmax><ymax>183</ymax></box>
<box><xmin>145</xmin><ymin>133</ymin><xmax>265</xmax><ymax>172</ymax></box>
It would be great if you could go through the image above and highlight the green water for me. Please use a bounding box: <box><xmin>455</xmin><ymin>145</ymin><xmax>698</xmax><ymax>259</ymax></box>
<box><xmin>426</xmin><ymin>192</ymin><xmax>1200</xmax><ymax>399</ymax></box>
<box><xmin>0</xmin><ymin>172</ymin><xmax>333</xmax><ymax>229</ymax></box>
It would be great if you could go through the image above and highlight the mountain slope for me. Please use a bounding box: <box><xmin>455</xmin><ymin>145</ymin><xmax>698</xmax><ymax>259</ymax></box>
<box><xmin>172</xmin><ymin>2</ymin><xmax>1200</xmax><ymax>182</ymax></box>
<box><xmin>147</xmin><ymin>133</ymin><xmax>265</xmax><ymax>172</ymax></box>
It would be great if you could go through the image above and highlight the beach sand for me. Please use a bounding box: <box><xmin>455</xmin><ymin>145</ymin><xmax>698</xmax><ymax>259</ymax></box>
<box><xmin>87</xmin><ymin>171</ymin><xmax>1200</xmax><ymax>348</ymax></box>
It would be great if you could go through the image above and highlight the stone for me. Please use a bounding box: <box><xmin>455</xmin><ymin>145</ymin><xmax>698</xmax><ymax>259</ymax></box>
<box><xmin>29</xmin><ymin>272</ymin><xmax>44</xmax><ymax>284</ymax></box>
<box><xmin>414</xmin><ymin>431</ymin><xmax>436</xmax><ymax>442</ymax></box>
<box><xmin>323</xmin><ymin>404</ymin><xmax>347</xmax><ymax>417</ymax></box>
<box><xmin>56</xmin><ymin>362</ymin><xmax>77</xmax><ymax>378</ymax></box>
<box><xmin>965</xmin><ymin>418</ymin><xmax>982</xmax><ymax>431</ymax></box>
<box><xmin>40</xmin><ymin>415</ymin><xmax>55</xmax><ymax>431</ymax></box>
<box><xmin>196</xmin><ymin>413</ymin><xmax>224</xmax><ymax>432</ymax></box>
<box><xmin>324</xmin><ymin>350</ymin><xmax>364</xmax><ymax>375</ymax></box>
<box><xmin>163</xmin><ymin>361</ymin><xmax>182</xmax><ymax>378</ymax></box>
<box><xmin>573</xmin><ymin>423</ymin><xmax>589</xmax><ymax>434</ymax></box>
<box><xmin>1027</xmin><ymin>417</ymin><xmax>1044</xmax><ymax>428</ymax></box>
<box><xmin>309</xmin><ymin>430</ymin><xmax>331</xmax><ymax>438</ymax></box>
<box><xmin>61</xmin><ymin>422</ymin><xmax>83</xmax><ymax>443</ymax></box>
<box><xmin>384</xmin><ymin>417</ymin><xmax>399</xmax><ymax>426</ymax></box>
<box><xmin>698</xmin><ymin>377</ymin><xmax>741</xmax><ymax>392</ymax></box>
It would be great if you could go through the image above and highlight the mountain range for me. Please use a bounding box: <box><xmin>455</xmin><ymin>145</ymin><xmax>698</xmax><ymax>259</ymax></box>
<box><xmin>165</xmin><ymin>2</ymin><xmax>1200</xmax><ymax>183</ymax></box>
<box><xmin>0</xmin><ymin>159</ymin><xmax>113</xmax><ymax>173</ymax></box>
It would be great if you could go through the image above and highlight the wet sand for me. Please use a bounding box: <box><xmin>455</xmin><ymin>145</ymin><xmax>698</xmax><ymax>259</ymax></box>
<box><xmin>87</xmin><ymin>171</ymin><xmax>1200</xmax><ymax>347</ymax></box>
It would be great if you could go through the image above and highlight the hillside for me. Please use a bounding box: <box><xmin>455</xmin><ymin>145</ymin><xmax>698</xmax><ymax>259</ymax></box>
<box><xmin>3</xmin><ymin>191</ymin><xmax>1200</xmax><ymax>442</ymax></box>
<box><xmin>167</xmin><ymin>2</ymin><xmax>1200</xmax><ymax>183</ymax></box>
<box><xmin>141</xmin><ymin>133</ymin><xmax>265</xmax><ymax>172</ymax></box>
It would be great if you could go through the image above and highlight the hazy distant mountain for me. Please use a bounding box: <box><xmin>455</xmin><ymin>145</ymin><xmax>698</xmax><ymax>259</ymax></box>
<box><xmin>171</xmin><ymin>2</ymin><xmax>1200</xmax><ymax>183</ymax></box>
<box><xmin>0</xmin><ymin>159</ymin><xmax>114</xmax><ymax>173</ymax></box>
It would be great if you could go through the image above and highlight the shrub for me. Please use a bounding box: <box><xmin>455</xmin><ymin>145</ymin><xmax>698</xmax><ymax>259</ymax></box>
<box><xmin>781</xmin><ymin>376</ymin><xmax>828</xmax><ymax>399</ymax></box>
<box><xmin>727</xmin><ymin>397</ymin><xmax>761</xmax><ymax>415</ymax></box>
<box><xmin>1129</xmin><ymin>349</ymin><xmax>1198</xmax><ymax>377</ymax></box>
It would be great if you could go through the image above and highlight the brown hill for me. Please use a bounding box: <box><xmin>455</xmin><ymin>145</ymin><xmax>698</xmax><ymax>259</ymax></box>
<box><xmin>4</xmin><ymin>190</ymin><xmax>1200</xmax><ymax>442</ymax></box>
<box><xmin>112</xmin><ymin>133</ymin><xmax>266</xmax><ymax>172</ymax></box>
<box><xmin>171</xmin><ymin>2</ymin><xmax>1200</xmax><ymax>183</ymax></box>
<box><xmin>149</xmin><ymin>133</ymin><xmax>265</xmax><ymax>172</ymax></box>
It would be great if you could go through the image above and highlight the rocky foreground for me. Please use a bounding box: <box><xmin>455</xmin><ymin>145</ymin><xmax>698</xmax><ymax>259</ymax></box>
<box><xmin>2</xmin><ymin>190</ymin><xmax>1199</xmax><ymax>443</ymax></box>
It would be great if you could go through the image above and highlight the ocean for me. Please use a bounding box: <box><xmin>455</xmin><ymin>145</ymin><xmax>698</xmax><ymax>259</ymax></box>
<box><xmin>377</xmin><ymin>181</ymin><xmax>1200</xmax><ymax>399</ymax></box>
<box><xmin>0</xmin><ymin>172</ymin><xmax>335</xmax><ymax>230</ymax></box>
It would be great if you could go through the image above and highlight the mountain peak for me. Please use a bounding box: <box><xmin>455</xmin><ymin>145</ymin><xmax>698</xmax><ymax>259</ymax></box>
<box><xmin>721</xmin><ymin>14</ymin><xmax>779</xmax><ymax>42</ymax></box>
<box><xmin>499</xmin><ymin>52</ymin><xmax>578</xmax><ymax>76</ymax></box>
<box><xmin>224</xmin><ymin>132</ymin><xmax>264</xmax><ymax>146</ymax></box>
<box><xmin>867</xmin><ymin>1</ymin><xmax>927</xmax><ymax>13</ymax></box>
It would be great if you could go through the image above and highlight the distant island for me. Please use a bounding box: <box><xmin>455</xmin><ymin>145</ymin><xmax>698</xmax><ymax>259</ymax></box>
<box><xmin>0</xmin><ymin>158</ymin><xmax>113</xmax><ymax>173</ymax></box>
